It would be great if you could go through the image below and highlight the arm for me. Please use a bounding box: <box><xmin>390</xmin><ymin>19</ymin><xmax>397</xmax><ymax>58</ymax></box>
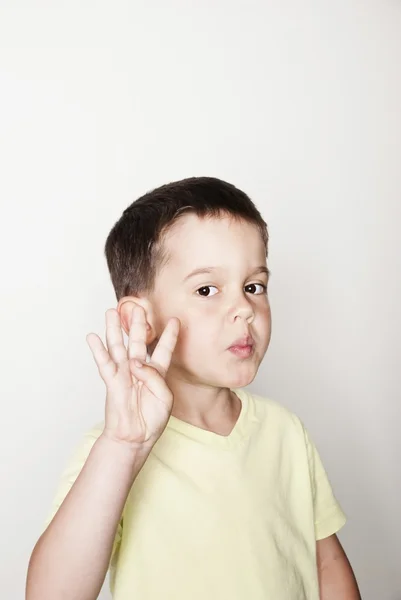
<box><xmin>26</xmin><ymin>306</ymin><xmax>180</xmax><ymax>600</ymax></box>
<box><xmin>26</xmin><ymin>436</ymin><xmax>149</xmax><ymax>600</ymax></box>
<box><xmin>317</xmin><ymin>534</ymin><xmax>361</xmax><ymax>600</ymax></box>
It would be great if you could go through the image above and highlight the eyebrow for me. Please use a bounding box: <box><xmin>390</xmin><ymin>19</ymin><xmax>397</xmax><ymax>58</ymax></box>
<box><xmin>183</xmin><ymin>266</ymin><xmax>270</xmax><ymax>282</ymax></box>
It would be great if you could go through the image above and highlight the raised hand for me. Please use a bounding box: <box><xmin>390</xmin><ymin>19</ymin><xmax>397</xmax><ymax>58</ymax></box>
<box><xmin>86</xmin><ymin>305</ymin><xmax>180</xmax><ymax>449</ymax></box>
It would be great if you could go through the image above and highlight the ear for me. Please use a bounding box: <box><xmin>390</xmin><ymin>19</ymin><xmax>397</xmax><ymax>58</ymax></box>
<box><xmin>117</xmin><ymin>296</ymin><xmax>157</xmax><ymax>346</ymax></box>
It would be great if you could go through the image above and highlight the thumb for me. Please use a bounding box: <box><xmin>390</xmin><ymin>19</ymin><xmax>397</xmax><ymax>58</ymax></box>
<box><xmin>130</xmin><ymin>359</ymin><xmax>172</xmax><ymax>402</ymax></box>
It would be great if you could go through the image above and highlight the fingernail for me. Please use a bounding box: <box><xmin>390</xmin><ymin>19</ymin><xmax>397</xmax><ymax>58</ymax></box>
<box><xmin>134</xmin><ymin>360</ymin><xmax>143</xmax><ymax>368</ymax></box>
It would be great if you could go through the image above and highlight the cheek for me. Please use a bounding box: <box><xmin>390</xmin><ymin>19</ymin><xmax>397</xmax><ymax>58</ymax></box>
<box><xmin>258</xmin><ymin>300</ymin><xmax>271</xmax><ymax>322</ymax></box>
<box><xmin>178</xmin><ymin>311</ymin><xmax>213</xmax><ymax>341</ymax></box>
<box><xmin>173</xmin><ymin>308</ymin><xmax>219</xmax><ymax>358</ymax></box>
<box><xmin>255</xmin><ymin>303</ymin><xmax>272</xmax><ymax>342</ymax></box>
<box><xmin>178</xmin><ymin>299</ymin><xmax>218</xmax><ymax>328</ymax></box>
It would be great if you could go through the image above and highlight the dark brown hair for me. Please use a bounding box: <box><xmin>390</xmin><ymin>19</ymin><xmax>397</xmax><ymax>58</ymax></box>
<box><xmin>105</xmin><ymin>176</ymin><xmax>268</xmax><ymax>300</ymax></box>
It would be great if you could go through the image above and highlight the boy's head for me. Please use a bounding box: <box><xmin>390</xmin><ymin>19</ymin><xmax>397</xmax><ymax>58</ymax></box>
<box><xmin>105</xmin><ymin>177</ymin><xmax>272</xmax><ymax>388</ymax></box>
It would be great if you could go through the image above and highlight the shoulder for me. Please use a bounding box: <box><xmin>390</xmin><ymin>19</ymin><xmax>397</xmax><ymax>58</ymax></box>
<box><xmin>234</xmin><ymin>387</ymin><xmax>306</xmax><ymax>440</ymax></box>
<box><xmin>82</xmin><ymin>421</ymin><xmax>105</xmax><ymax>441</ymax></box>
<box><xmin>59</xmin><ymin>421</ymin><xmax>105</xmax><ymax>478</ymax></box>
<box><xmin>43</xmin><ymin>421</ymin><xmax>105</xmax><ymax>530</ymax></box>
<box><xmin>236</xmin><ymin>387</ymin><xmax>303</xmax><ymax>426</ymax></box>
<box><xmin>74</xmin><ymin>421</ymin><xmax>105</xmax><ymax>454</ymax></box>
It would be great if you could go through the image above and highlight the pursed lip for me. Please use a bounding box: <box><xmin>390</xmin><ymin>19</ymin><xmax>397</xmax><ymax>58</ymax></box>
<box><xmin>228</xmin><ymin>335</ymin><xmax>255</xmax><ymax>349</ymax></box>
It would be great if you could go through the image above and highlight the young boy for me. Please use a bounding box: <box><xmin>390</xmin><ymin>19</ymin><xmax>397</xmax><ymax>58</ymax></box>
<box><xmin>26</xmin><ymin>177</ymin><xmax>361</xmax><ymax>600</ymax></box>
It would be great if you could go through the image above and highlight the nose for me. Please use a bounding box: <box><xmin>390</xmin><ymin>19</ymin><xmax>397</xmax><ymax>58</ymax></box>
<box><xmin>231</xmin><ymin>292</ymin><xmax>255</xmax><ymax>324</ymax></box>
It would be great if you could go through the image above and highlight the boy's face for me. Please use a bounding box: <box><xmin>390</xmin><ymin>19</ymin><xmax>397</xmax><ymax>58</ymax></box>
<box><xmin>148</xmin><ymin>213</ymin><xmax>271</xmax><ymax>389</ymax></box>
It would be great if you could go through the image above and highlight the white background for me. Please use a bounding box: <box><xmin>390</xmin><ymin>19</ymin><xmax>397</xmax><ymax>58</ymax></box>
<box><xmin>1</xmin><ymin>1</ymin><xmax>400</xmax><ymax>599</ymax></box>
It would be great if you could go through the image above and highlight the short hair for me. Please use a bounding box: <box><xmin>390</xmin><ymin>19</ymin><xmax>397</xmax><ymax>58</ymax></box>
<box><xmin>105</xmin><ymin>176</ymin><xmax>268</xmax><ymax>300</ymax></box>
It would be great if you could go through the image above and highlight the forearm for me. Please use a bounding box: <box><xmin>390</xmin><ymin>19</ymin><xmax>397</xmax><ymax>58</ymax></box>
<box><xmin>26</xmin><ymin>434</ymin><xmax>150</xmax><ymax>600</ymax></box>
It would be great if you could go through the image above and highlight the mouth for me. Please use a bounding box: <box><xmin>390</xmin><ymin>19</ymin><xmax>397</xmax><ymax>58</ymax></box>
<box><xmin>228</xmin><ymin>336</ymin><xmax>255</xmax><ymax>359</ymax></box>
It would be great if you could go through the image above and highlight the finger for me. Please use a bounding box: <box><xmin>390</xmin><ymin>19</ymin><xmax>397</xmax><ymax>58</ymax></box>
<box><xmin>86</xmin><ymin>333</ymin><xmax>117</xmax><ymax>383</ymax></box>
<box><xmin>150</xmin><ymin>317</ymin><xmax>180</xmax><ymax>376</ymax></box>
<box><xmin>105</xmin><ymin>309</ymin><xmax>128</xmax><ymax>365</ymax></box>
<box><xmin>130</xmin><ymin>360</ymin><xmax>173</xmax><ymax>403</ymax></box>
<box><xmin>128</xmin><ymin>304</ymin><xmax>147</xmax><ymax>363</ymax></box>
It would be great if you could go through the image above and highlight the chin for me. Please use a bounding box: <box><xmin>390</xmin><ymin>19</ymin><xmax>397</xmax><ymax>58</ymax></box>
<box><xmin>221</xmin><ymin>366</ymin><xmax>258</xmax><ymax>389</ymax></box>
<box><xmin>230</xmin><ymin>374</ymin><xmax>256</xmax><ymax>389</ymax></box>
<box><xmin>182</xmin><ymin>357</ymin><xmax>259</xmax><ymax>389</ymax></box>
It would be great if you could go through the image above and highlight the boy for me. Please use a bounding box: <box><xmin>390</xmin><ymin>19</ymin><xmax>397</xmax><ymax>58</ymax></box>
<box><xmin>26</xmin><ymin>177</ymin><xmax>361</xmax><ymax>599</ymax></box>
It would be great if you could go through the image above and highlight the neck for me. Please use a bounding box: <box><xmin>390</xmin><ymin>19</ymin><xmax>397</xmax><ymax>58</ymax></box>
<box><xmin>166</xmin><ymin>374</ymin><xmax>241</xmax><ymax>431</ymax></box>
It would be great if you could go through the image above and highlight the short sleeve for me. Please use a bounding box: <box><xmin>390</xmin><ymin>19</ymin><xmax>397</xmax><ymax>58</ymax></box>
<box><xmin>303</xmin><ymin>427</ymin><xmax>347</xmax><ymax>540</ymax></box>
<box><xmin>43</xmin><ymin>423</ymin><xmax>123</xmax><ymax>567</ymax></box>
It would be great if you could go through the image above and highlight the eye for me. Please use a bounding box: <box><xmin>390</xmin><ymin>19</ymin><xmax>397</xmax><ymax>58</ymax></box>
<box><xmin>196</xmin><ymin>286</ymin><xmax>218</xmax><ymax>297</ymax></box>
<box><xmin>245</xmin><ymin>283</ymin><xmax>267</xmax><ymax>295</ymax></box>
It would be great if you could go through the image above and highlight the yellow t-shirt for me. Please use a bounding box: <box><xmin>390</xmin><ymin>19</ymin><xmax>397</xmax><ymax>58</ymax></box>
<box><xmin>45</xmin><ymin>388</ymin><xmax>346</xmax><ymax>599</ymax></box>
